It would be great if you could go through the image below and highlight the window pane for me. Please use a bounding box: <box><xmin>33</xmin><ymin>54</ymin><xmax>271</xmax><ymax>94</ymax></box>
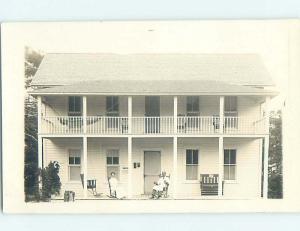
<box><xmin>224</xmin><ymin>150</ymin><xmax>230</xmax><ymax>164</ymax></box>
<box><xmin>74</xmin><ymin>157</ymin><xmax>81</xmax><ymax>165</ymax></box>
<box><xmin>107</xmin><ymin>157</ymin><xmax>113</xmax><ymax>165</ymax></box>
<box><xmin>186</xmin><ymin>165</ymin><xmax>198</xmax><ymax>180</ymax></box>
<box><xmin>107</xmin><ymin>166</ymin><xmax>120</xmax><ymax>180</ymax></box>
<box><xmin>193</xmin><ymin>150</ymin><xmax>198</xmax><ymax>164</ymax></box>
<box><xmin>224</xmin><ymin>165</ymin><xmax>230</xmax><ymax>180</ymax></box>
<box><xmin>69</xmin><ymin>157</ymin><xmax>74</xmax><ymax>165</ymax></box>
<box><xmin>74</xmin><ymin>96</ymin><xmax>81</xmax><ymax>112</ymax></box>
<box><xmin>70</xmin><ymin>166</ymin><xmax>81</xmax><ymax>181</ymax></box>
<box><xmin>230</xmin><ymin>150</ymin><xmax>236</xmax><ymax>164</ymax></box>
<box><xmin>229</xmin><ymin>166</ymin><xmax>236</xmax><ymax>180</ymax></box>
<box><xmin>187</xmin><ymin>96</ymin><xmax>199</xmax><ymax>112</ymax></box>
<box><xmin>106</xmin><ymin>96</ymin><xmax>119</xmax><ymax>113</ymax></box>
<box><xmin>186</xmin><ymin>150</ymin><xmax>192</xmax><ymax>164</ymax></box>
<box><xmin>112</xmin><ymin>157</ymin><xmax>119</xmax><ymax>165</ymax></box>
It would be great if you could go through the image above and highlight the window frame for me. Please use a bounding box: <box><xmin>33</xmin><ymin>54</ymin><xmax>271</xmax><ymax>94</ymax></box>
<box><xmin>224</xmin><ymin>96</ymin><xmax>238</xmax><ymax>116</ymax></box>
<box><xmin>186</xmin><ymin>96</ymin><xmax>200</xmax><ymax>116</ymax></box>
<box><xmin>68</xmin><ymin>96</ymin><xmax>82</xmax><ymax>116</ymax></box>
<box><xmin>68</xmin><ymin>149</ymin><xmax>82</xmax><ymax>182</ymax></box>
<box><xmin>223</xmin><ymin>149</ymin><xmax>237</xmax><ymax>182</ymax></box>
<box><xmin>106</xmin><ymin>96</ymin><xmax>119</xmax><ymax>116</ymax></box>
<box><xmin>106</xmin><ymin>149</ymin><xmax>120</xmax><ymax>180</ymax></box>
<box><xmin>185</xmin><ymin>149</ymin><xmax>199</xmax><ymax>181</ymax></box>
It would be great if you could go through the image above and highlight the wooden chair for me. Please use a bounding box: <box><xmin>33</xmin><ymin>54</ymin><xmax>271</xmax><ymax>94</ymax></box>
<box><xmin>200</xmin><ymin>174</ymin><xmax>224</xmax><ymax>196</ymax></box>
<box><xmin>80</xmin><ymin>174</ymin><xmax>101</xmax><ymax>196</ymax></box>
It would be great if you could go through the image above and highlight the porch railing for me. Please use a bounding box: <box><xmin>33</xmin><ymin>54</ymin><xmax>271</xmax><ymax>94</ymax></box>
<box><xmin>41</xmin><ymin>116</ymin><xmax>266</xmax><ymax>135</ymax></box>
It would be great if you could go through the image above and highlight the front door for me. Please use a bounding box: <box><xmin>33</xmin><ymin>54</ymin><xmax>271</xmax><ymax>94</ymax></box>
<box><xmin>144</xmin><ymin>151</ymin><xmax>161</xmax><ymax>194</ymax></box>
<box><xmin>145</xmin><ymin>96</ymin><xmax>160</xmax><ymax>133</ymax></box>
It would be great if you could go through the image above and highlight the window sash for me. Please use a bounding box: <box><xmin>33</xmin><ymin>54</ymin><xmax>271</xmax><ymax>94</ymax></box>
<box><xmin>186</xmin><ymin>149</ymin><xmax>199</xmax><ymax>165</ymax></box>
<box><xmin>68</xmin><ymin>96</ymin><xmax>82</xmax><ymax>115</ymax></box>
<box><xmin>69</xmin><ymin>166</ymin><xmax>81</xmax><ymax>181</ymax></box>
<box><xmin>186</xmin><ymin>96</ymin><xmax>199</xmax><ymax>114</ymax></box>
<box><xmin>225</xmin><ymin>96</ymin><xmax>237</xmax><ymax>112</ymax></box>
<box><xmin>106</xmin><ymin>96</ymin><xmax>119</xmax><ymax>114</ymax></box>
<box><xmin>186</xmin><ymin>165</ymin><xmax>198</xmax><ymax>180</ymax></box>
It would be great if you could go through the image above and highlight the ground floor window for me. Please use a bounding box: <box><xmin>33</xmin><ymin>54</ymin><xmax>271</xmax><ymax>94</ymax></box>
<box><xmin>186</xmin><ymin>149</ymin><xmax>199</xmax><ymax>180</ymax></box>
<box><xmin>68</xmin><ymin>149</ymin><xmax>81</xmax><ymax>181</ymax></box>
<box><xmin>106</xmin><ymin>149</ymin><xmax>120</xmax><ymax>180</ymax></box>
<box><xmin>224</xmin><ymin>149</ymin><xmax>237</xmax><ymax>180</ymax></box>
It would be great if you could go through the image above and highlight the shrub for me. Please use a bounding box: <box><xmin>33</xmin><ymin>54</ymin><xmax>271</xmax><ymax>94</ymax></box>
<box><xmin>41</xmin><ymin>161</ymin><xmax>61</xmax><ymax>201</ymax></box>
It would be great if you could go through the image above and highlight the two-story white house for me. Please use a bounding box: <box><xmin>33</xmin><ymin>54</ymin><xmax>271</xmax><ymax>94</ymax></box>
<box><xmin>29</xmin><ymin>53</ymin><xmax>277</xmax><ymax>200</ymax></box>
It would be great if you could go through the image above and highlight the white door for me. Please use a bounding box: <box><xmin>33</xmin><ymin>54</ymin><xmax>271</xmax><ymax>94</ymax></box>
<box><xmin>144</xmin><ymin>151</ymin><xmax>161</xmax><ymax>194</ymax></box>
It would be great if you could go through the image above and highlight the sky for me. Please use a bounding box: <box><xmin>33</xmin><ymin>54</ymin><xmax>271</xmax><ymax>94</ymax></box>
<box><xmin>16</xmin><ymin>20</ymin><xmax>291</xmax><ymax>110</ymax></box>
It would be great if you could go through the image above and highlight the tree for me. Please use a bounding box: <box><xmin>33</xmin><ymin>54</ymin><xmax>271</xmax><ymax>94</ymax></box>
<box><xmin>24</xmin><ymin>47</ymin><xmax>44</xmax><ymax>201</ymax></box>
<box><xmin>268</xmin><ymin>110</ymin><xmax>283</xmax><ymax>198</ymax></box>
<box><xmin>41</xmin><ymin>161</ymin><xmax>61</xmax><ymax>200</ymax></box>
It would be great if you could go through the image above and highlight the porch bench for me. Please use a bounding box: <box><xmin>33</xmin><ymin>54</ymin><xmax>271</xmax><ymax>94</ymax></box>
<box><xmin>200</xmin><ymin>174</ymin><xmax>224</xmax><ymax>196</ymax></box>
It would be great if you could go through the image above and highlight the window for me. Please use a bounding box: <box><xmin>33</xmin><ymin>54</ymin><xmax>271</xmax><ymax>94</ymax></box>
<box><xmin>186</xmin><ymin>96</ymin><xmax>199</xmax><ymax>116</ymax></box>
<box><xmin>106</xmin><ymin>96</ymin><xmax>119</xmax><ymax>116</ymax></box>
<box><xmin>68</xmin><ymin>149</ymin><xmax>81</xmax><ymax>181</ymax></box>
<box><xmin>186</xmin><ymin>149</ymin><xmax>199</xmax><ymax>180</ymax></box>
<box><xmin>68</xmin><ymin>96</ymin><xmax>82</xmax><ymax>116</ymax></box>
<box><xmin>106</xmin><ymin>149</ymin><xmax>120</xmax><ymax>180</ymax></box>
<box><xmin>224</xmin><ymin>96</ymin><xmax>237</xmax><ymax>116</ymax></box>
<box><xmin>224</xmin><ymin>149</ymin><xmax>236</xmax><ymax>180</ymax></box>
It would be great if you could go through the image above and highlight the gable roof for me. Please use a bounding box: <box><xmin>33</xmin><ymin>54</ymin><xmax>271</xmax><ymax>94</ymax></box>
<box><xmin>30</xmin><ymin>80</ymin><xmax>277</xmax><ymax>96</ymax></box>
<box><xmin>31</xmin><ymin>53</ymin><xmax>274</xmax><ymax>87</ymax></box>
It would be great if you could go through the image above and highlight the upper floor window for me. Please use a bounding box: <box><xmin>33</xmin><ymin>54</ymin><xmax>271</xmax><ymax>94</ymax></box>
<box><xmin>68</xmin><ymin>149</ymin><xmax>81</xmax><ymax>181</ymax></box>
<box><xmin>106</xmin><ymin>96</ymin><xmax>119</xmax><ymax>116</ymax></box>
<box><xmin>186</xmin><ymin>149</ymin><xmax>199</xmax><ymax>180</ymax></box>
<box><xmin>68</xmin><ymin>96</ymin><xmax>82</xmax><ymax>116</ymax></box>
<box><xmin>186</xmin><ymin>96</ymin><xmax>199</xmax><ymax>116</ymax></box>
<box><xmin>224</xmin><ymin>149</ymin><xmax>236</xmax><ymax>181</ymax></box>
<box><xmin>224</xmin><ymin>96</ymin><xmax>237</xmax><ymax>116</ymax></box>
<box><xmin>106</xmin><ymin>149</ymin><xmax>120</xmax><ymax>180</ymax></box>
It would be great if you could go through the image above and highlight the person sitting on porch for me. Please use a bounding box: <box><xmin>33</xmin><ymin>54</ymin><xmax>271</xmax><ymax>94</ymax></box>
<box><xmin>160</xmin><ymin>171</ymin><xmax>170</xmax><ymax>197</ymax></box>
<box><xmin>108</xmin><ymin>172</ymin><xmax>125</xmax><ymax>199</ymax></box>
<box><xmin>150</xmin><ymin>172</ymin><xmax>168</xmax><ymax>199</ymax></box>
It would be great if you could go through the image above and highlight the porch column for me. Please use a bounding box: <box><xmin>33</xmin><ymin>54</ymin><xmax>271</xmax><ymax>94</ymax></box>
<box><xmin>82</xmin><ymin>96</ymin><xmax>87</xmax><ymax>134</ymax></box>
<box><xmin>128</xmin><ymin>96</ymin><xmax>132</xmax><ymax>134</ymax></box>
<box><xmin>263</xmin><ymin>96</ymin><xmax>271</xmax><ymax>198</ymax></box>
<box><xmin>37</xmin><ymin>96</ymin><xmax>43</xmax><ymax>169</ymax></box>
<box><xmin>173</xmin><ymin>136</ymin><xmax>178</xmax><ymax>198</ymax></box>
<box><xmin>219</xmin><ymin>96</ymin><xmax>224</xmax><ymax>134</ymax></box>
<box><xmin>128</xmin><ymin>136</ymin><xmax>133</xmax><ymax>198</ymax></box>
<box><xmin>218</xmin><ymin>136</ymin><xmax>224</xmax><ymax>196</ymax></box>
<box><xmin>173</xmin><ymin>96</ymin><xmax>178</xmax><ymax>134</ymax></box>
<box><xmin>83</xmin><ymin>136</ymin><xmax>88</xmax><ymax>198</ymax></box>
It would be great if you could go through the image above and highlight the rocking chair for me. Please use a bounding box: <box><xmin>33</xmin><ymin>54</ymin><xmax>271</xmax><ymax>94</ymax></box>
<box><xmin>80</xmin><ymin>174</ymin><xmax>101</xmax><ymax>196</ymax></box>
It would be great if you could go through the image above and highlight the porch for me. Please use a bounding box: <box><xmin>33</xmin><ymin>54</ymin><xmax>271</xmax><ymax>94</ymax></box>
<box><xmin>43</xmin><ymin>137</ymin><xmax>265</xmax><ymax>200</ymax></box>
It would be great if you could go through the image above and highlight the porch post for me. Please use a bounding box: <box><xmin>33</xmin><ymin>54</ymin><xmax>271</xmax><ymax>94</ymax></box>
<box><xmin>173</xmin><ymin>136</ymin><xmax>178</xmax><ymax>199</ymax></box>
<box><xmin>83</xmin><ymin>136</ymin><xmax>88</xmax><ymax>198</ymax></box>
<box><xmin>218</xmin><ymin>136</ymin><xmax>224</xmax><ymax>196</ymax></box>
<box><xmin>128</xmin><ymin>96</ymin><xmax>132</xmax><ymax>134</ymax></box>
<box><xmin>128</xmin><ymin>136</ymin><xmax>133</xmax><ymax>198</ymax></box>
<box><xmin>263</xmin><ymin>96</ymin><xmax>271</xmax><ymax>198</ymax></box>
<box><xmin>37</xmin><ymin>96</ymin><xmax>43</xmax><ymax>169</ymax></box>
<box><xmin>174</xmin><ymin>96</ymin><xmax>178</xmax><ymax>134</ymax></box>
<box><xmin>219</xmin><ymin>96</ymin><xmax>224</xmax><ymax>134</ymax></box>
<box><xmin>82</xmin><ymin>96</ymin><xmax>87</xmax><ymax>134</ymax></box>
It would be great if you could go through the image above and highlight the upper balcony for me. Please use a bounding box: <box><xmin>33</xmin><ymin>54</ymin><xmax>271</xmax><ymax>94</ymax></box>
<box><xmin>41</xmin><ymin>115</ymin><xmax>266</xmax><ymax>135</ymax></box>
<box><xmin>38</xmin><ymin>95</ymin><xmax>269</xmax><ymax>136</ymax></box>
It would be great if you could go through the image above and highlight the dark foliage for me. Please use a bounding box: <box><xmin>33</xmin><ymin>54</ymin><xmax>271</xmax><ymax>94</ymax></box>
<box><xmin>268</xmin><ymin>110</ymin><xmax>283</xmax><ymax>198</ymax></box>
<box><xmin>41</xmin><ymin>161</ymin><xmax>61</xmax><ymax>200</ymax></box>
<box><xmin>24</xmin><ymin>47</ymin><xmax>44</xmax><ymax>201</ymax></box>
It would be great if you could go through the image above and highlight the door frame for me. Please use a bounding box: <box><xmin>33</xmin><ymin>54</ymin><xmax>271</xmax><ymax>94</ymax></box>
<box><xmin>143</xmin><ymin>149</ymin><xmax>162</xmax><ymax>195</ymax></box>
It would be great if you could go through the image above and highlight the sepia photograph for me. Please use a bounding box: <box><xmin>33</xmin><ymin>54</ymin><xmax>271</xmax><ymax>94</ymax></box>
<box><xmin>2</xmin><ymin>20</ymin><xmax>299</xmax><ymax>213</ymax></box>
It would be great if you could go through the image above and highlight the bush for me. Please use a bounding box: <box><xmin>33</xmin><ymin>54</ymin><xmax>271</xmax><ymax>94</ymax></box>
<box><xmin>41</xmin><ymin>161</ymin><xmax>61</xmax><ymax>201</ymax></box>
